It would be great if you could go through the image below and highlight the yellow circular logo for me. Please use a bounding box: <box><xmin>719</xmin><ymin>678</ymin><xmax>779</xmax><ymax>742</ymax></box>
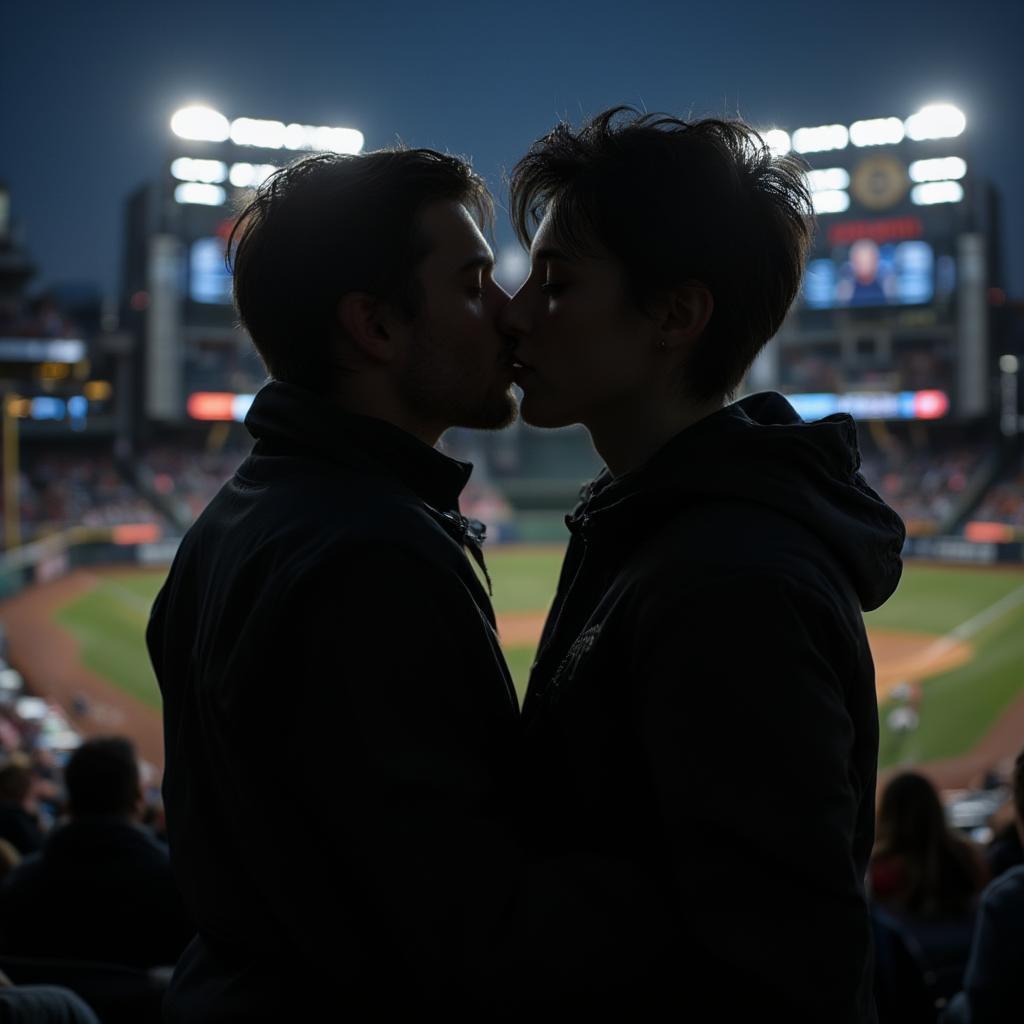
<box><xmin>851</xmin><ymin>155</ymin><xmax>909</xmax><ymax>210</ymax></box>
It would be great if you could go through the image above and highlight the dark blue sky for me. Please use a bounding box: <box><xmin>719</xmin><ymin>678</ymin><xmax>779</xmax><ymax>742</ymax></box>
<box><xmin>3</xmin><ymin>0</ymin><xmax>1023</xmax><ymax>300</ymax></box>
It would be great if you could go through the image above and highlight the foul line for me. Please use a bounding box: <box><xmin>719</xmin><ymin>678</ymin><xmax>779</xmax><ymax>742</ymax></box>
<box><xmin>902</xmin><ymin>581</ymin><xmax>1024</xmax><ymax>670</ymax></box>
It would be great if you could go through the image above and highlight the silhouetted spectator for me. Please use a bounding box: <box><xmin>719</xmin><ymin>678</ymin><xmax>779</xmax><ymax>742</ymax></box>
<box><xmin>0</xmin><ymin>738</ymin><xmax>193</xmax><ymax>967</ymax></box>
<box><xmin>871</xmin><ymin>772</ymin><xmax>987</xmax><ymax>1011</ymax></box>
<box><xmin>871</xmin><ymin>772</ymin><xmax>986</xmax><ymax>918</ymax></box>
<box><xmin>0</xmin><ymin>754</ymin><xmax>44</xmax><ymax>855</ymax></box>
<box><xmin>944</xmin><ymin>749</ymin><xmax>1024</xmax><ymax>1022</ymax></box>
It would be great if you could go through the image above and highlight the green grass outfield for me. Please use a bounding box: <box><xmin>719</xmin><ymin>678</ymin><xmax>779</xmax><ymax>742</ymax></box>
<box><xmin>52</xmin><ymin>556</ymin><xmax>1024</xmax><ymax>771</ymax></box>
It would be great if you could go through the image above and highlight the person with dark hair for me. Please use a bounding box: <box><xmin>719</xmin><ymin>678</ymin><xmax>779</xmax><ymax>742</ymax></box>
<box><xmin>944</xmin><ymin>750</ymin><xmax>1024</xmax><ymax>1022</ymax></box>
<box><xmin>871</xmin><ymin>772</ymin><xmax>986</xmax><ymax>918</ymax></box>
<box><xmin>0</xmin><ymin>737</ymin><xmax>192</xmax><ymax>967</ymax></box>
<box><xmin>500</xmin><ymin>107</ymin><xmax>906</xmax><ymax>1020</ymax></box>
<box><xmin>0</xmin><ymin>754</ymin><xmax>43</xmax><ymax>856</ymax></box>
<box><xmin>870</xmin><ymin>771</ymin><xmax>986</xmax><ymax>1012</ymax></box>
<box><xmin>148</xmin><ymin>146</ymin><xmax>661</xmax><ymax>1021</ymax></box>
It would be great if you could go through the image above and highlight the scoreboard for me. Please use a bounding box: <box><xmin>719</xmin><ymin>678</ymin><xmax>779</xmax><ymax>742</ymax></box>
<box><xmin>749</xmin><ymin>105</ymin><xmax>992</xmax><ymax>420</ymax></box>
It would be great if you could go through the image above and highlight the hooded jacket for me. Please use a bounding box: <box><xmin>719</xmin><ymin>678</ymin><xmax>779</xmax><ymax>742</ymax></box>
<box><xmin>520</xmin><ymin>391</ymin><xmax>905</xmax><ymax>1022</ymax></box>
<box><xmin>147</xmin><ymin>381</ymin><xmax>522</xmax><ymax>1020</ymax></box>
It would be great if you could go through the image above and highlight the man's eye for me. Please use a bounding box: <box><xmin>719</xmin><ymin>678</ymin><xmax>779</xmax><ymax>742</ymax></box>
<box><xmin>466</xmin><ymin>285</ymin><xmax>484</xmax><ymax>299</ymax></box>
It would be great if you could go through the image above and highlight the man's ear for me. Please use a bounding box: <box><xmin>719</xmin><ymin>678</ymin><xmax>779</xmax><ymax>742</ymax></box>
<box><xmin>659</xmin><ymin>281</ymin><xmax>714</xmax><ymax>351</ymax></box>
<box><xmin>336</xmin><ymin>292</ymin><xmax>398</xmax><ymax>364</ymax></box>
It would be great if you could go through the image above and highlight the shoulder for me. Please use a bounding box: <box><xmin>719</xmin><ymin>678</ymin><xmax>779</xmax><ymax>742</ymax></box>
<box><xmin>625</xmin><ymin>505</ymin><xmax>864</xmax><ymax>646</ymax></box>
<box><xmin>186</xmin><ymin>467</ymin><xmax>475</xmax><ymax>601</ymax></box>
<box><xmin>635</xmin><ymin>497</ymin><xmax>842</xmax><ymax>589</ymax></box>
<box><xmin>983</xmin><ymin>863</ymin><xmax>1024</xmax><ymax>910</ymax></box>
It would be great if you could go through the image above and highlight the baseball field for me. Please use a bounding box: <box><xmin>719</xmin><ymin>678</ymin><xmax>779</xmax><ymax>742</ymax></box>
<box><xmin>3</xmin><ymin>552</ymin><xmax>1024</xmax><ymax>783</ymax></box>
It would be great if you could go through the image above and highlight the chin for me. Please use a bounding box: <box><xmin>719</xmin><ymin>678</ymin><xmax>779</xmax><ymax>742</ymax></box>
<box><xmin>457</xmin><ymin>388</ymin><xmax>519</xmax><ymax>431</ymax></box>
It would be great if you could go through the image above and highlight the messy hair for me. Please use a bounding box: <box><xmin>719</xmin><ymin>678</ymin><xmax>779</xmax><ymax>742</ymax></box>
<box><xmin>229</xmin><ymin>148</ymin><xmax>493</xmax><ymax>391</ymax></box>
<box><xmin>510</xmin><ymin>107</ymin><xmax>813</xmax><ymax>402</ymax></box>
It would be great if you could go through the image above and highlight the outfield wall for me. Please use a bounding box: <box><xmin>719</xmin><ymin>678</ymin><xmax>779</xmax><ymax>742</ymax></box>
<box><xmin>903</xmin><ymin>536</ymin><xmax>1024</xmax><ymax>565</ymax></box>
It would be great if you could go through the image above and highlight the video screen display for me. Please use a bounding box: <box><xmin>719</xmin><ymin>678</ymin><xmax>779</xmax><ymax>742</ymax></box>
<box><xmin>803</xmin><ymin>239</ymin><xmax>935</xmax><ymax>309</ymax></box>
<box><xmin>189</xmin><ymin>237</ymin><xmax>232</xmax><ymax>305</ymax></box>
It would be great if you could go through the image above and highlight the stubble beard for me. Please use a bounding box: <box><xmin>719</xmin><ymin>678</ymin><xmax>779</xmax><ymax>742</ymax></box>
<box><xmin>401</xmin><ymin>327</ymin><xmax>519</xmax><ymax>432</ymax></box>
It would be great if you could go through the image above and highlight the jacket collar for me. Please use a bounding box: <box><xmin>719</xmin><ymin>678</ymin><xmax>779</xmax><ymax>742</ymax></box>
<box><xmin>244</xmin><ymin>379</ymin><xmax>473</xmax><ymax>513</ymax></box>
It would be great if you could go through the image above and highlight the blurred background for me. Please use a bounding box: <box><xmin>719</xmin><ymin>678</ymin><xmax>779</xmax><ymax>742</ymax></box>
<box><xmin>1</xmin><ymin>1</ymin><xmax>1024</xmax><ymax>1014</ymax></box>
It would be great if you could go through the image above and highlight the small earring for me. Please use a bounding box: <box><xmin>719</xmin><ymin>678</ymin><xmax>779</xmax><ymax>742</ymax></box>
<box><xmin>659</xmin><ymin>339</ymin><xmax>667</xmax><ymax>350</ymax></box>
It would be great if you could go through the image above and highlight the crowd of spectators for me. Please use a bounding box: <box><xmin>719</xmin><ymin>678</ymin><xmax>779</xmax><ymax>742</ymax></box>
<box><xmin>971</xmin><ymin>454</ymin><xmax>1024</xmax><ymax>530</ymax></box>
<box><xmin>10</xmin><ymin>453</ymin><xmax>163</xmax><ymax>547</ymax></box>
<box><xmin>1</xmin><ymin>422</ymin><xmax>1018</xmax><ymax>548</ymax></box>
<box><xmin>140</xmin><ymin>445</ymin><xmax>246</xmax><ymax>524</ymax></box>
<box><xmin>871</xmin><ymin>757</ymin><xmax>1024</xmax><ymax>1022</ymax></box>
<box><xmin>858</xmin><ymin>443</ymin><xmax>990</xmax><ymax>535</ymax></box>
<box><xmin>0</xmin><ymin>702</ymin><xmax>187</xmax><ymax>1020</ymax></box>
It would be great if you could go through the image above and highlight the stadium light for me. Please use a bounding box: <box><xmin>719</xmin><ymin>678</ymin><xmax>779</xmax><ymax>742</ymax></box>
<box><xmin>174</xmin><ymin>182</ymin><xmax>227</xmax><ymax>206</ymax></box>
<box><xmin>812</xmin><ymin>190</ymin><xmax>850</xmax><ymax>214</ymax></box>
<box><xmin>305</xmin><ymin>126</ymin><xmax>364</xmax><ymax>154</ymax></box>
<box><xmin>806</xmin><ymin>168</ymin><xmax>850</xmax><ymax>192</ymax></box>
<box><xmin>171</xmin><ymin>105</ymin><xmax>231</xmax><ymax>142</ymax></box>
<box><xmin>910</xmin><ymin>181</ymin><xmax>964</xmax><ymax>205</ymax></box>
<box><xmin>229</xmin><ymin>162</ymin><xmax>278</xmax><ymax>187</ymax></box>
<box><xmin>227</xmin><ymin>117</ymin><xmax>364</xmax><ymax>154</ymax></box>
<box><xmin>909</xmin><ymin>157</ymin><xmax>967</xmax><ymax>183</ymax></box>
<box><xmin>170</xmin><ymin>157</ymin><xmax>228</xmax><ymax>183</ymax></box>
<box><xmin>762</xmin><ymin>129</ymin><xmax>791</xmax><ymax>156</ymax></box>
<box><xmin>230</xmin><ymin>117</ymin><xmax>287</xmax><ymax>149</ymax></box>
<box><xmin>792</xmin><ymin>124</ymin><xmax>849</xmax><ymax>154</ymax></box>
<box><xmin>904</xmin><ymin>104</ymin><xmax>966</xmax><ymax>141</ymax></box>
<box><xmin>849</xmin><ymin>117</ymin><xmax>905</xmax><ymax>147</ymax></box>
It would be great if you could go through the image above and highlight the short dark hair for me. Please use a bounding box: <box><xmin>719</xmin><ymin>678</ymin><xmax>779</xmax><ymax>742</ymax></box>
<box><xmin>64</xmin><ymin>737</ymin><xmax>139</xmax><ymax>818</ymax></box>
<box><xmin>229</xmin><ymin>148</ymin><xmax>493</xmax><ymax>392</ymax></box>
<box><xmin>509</xmin><ymin>107</ymin><xmax>814</xmax><ymax>403</ymax></box>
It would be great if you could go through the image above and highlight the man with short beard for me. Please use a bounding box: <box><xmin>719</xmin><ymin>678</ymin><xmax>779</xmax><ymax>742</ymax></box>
<box><xmin>147</xmin><ymin>150</ymin><xmax>530</xmax><ymax>1020</ymax></box>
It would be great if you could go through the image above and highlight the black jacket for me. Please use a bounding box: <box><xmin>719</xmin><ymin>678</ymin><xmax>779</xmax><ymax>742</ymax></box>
<box><xmin>521</xmin><ymin>392</ymin><xmax>906</xmax><ymax>1022</ymax></box>
<box><xmin>147</xmin><ymin>381</ymin><xmax>524</xmax><ymax>1019</ymax></box>
<box><xmin>0</xmin><ymin>816</ymin><xmax>192</xmax><ymax>967</ymax></box>
<box><xmin>947</xmin><ymin>863</ymin><xmax>1024</xmax><ymax>1023</ymax></box>
<box><xmin>147</xmin><ymin>382</ymin><xmax>660</xmax><ymax>1020</ymax></box>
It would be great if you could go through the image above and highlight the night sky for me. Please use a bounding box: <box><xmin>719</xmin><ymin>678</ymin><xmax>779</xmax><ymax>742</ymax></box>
<box><xmin>3</xmin><ymin>0</ymin><xmax>1023</xmax><ymax>301</ymax></box>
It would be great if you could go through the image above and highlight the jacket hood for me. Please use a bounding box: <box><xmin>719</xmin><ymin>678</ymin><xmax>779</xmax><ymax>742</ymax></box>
<box><xmin>573</xmin><ymin>391</ymin><xmax>905</xmax><ymax>612</ymax></box>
